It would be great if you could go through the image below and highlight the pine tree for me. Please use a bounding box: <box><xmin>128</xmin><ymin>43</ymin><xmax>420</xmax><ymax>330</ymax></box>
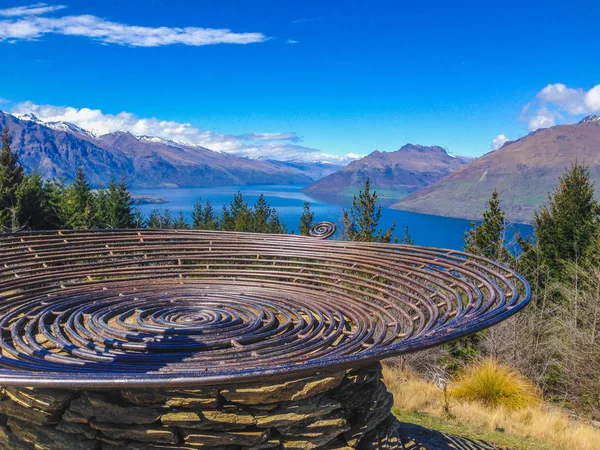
<box><xmin>253</xmin><ymin>194</ymin><xmax>271</xmax><ymax>233</ymax></box>
<box><xmin>202</xmin><ymin>200</ymin><xmax>219</xmax><ymax>230</ymax></box>
<box><xmin>148</xmin><ymin>208</ymin><xmax>173</xmax><ymax>229</ymax></box>
<box><xmin>192</xmin><ymin>199</ymin><xmax>219</xmax><ymax>230</ymax></box>
<box><xmin>173</xmin><ymin>211</ymin><xmax>190</xmax><ymax>229</ymax></box>
<box><xmin>93</xmin><ymin>183</ymin><xmax>109</xmax><ymax>228</ymax></box>
<box><xmin>230</xmin><ymin>192</ymin><xmax>247</xmax><ymax>221</ymax></box>
<box><xmin>532</xmin><ymin>162</ymin><xmax>600</xmax><ymax>279</ymax></box>
<box><xmin>464</xmin><ymin>189</ymin><xmax>508</xmax><ymax>261</ymax></box>
<box><xmin>147</xmin><ymin>209</ymin><xmax>160</xmax><ymax>228</ymax></box>
<box><xmin>267</xmin><ymin>208</ymin><xmax>285</xmax><ymax>234</ymax></box>
<box><xmin>221</xmin><ymin>205</ymin><xmax>234</xmax><ymax>231</ymax></box>
<box><xmin>191</xmin><ymin>200</ymin><xmax>205</xmax><ymax>229</ymax></box>
<box><xmin>235</xmin><ymin>209</ymin><xmax>253</xmax><ymax>232</ymax></box>
<box><xmin>342</xmin><ymin>178</ymin><xmax>396</xmax><ymax>242</ymax></box>
<box><xmin>62</xmin><ymin>167</ymin><xmax>95</xmax><ymax>229</ymax></box>
<box><xmin>17</xmin><ymin>172</ymin><xmax>61</xmax><ymax>230</ymax></box>
<box><xmin>0</xmin><ymin>128</ymin><xmax>25</xmax><ymax>230</ymax></box>
<box><xmin>43</xmin><ymin>178</ymin><xmax>67</xmax><ymax>229</ymax></box>
<box><xmin>400</xmin><ymin>225</ymin><xmax>414</xmax><ymax>245</ymax></box>
<box><xmin>105</xmin><ymin>178</ymin><xmax>134</xmax><ymax>228</ymax></box>
<box><xmin>229</xmin><ymin>191</ymin><xmax>252</xmax><ymax>232</ymax></box>
<box><xmin>132</xmin><ymin>208</ymin><xmax>146</xmax><ymax>228</ymax></box>
<box><xmin>299</xmin><ymin>202</ymin><xmax>314</xmax><ymax>236</ymax></box>
<box><xmin>15</xmin><ymin>172</ymin><xmax>42</xmax><ymax>230</ymax></box>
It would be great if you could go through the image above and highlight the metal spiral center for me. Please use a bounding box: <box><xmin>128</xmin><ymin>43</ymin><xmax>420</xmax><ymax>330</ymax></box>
<box><xmin>309</xmin><ymin>221</ymin><xmax>336</xmax><ymax>239</ymax></box>
<box><xmin>0</xmin><ymin>229</ymin><xmax>530</xmax><ymax>388</ymax></box>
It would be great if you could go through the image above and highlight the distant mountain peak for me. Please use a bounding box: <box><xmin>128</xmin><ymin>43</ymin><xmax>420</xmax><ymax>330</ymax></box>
<box><xmin>46</xmin><ymin>121</ymin><xmax>97</xmax><ymax>138</ymax></box>
<box><xmin>394</xmin><ymin>119</ymin><xmax>600</xmax><ymax>222</ymax></box>
<box><xmin>303</xmin><ymin>143</ymin><xmax>467</xmax><ymax>198</ymax></box>
<box><xmin>138</xmin><ymin>135</ymin><xmax>174</xmax><ymax>145</ymax></box>
<box><xmin>580</xmin><ymin>115</ymin><xmax>600</xmax><ymax>124</ymax></box>
<box><xmin>13</xmin><ymin>112</ymin><xmax>40</xmax><ymax>122</ymax></box>
<box><xmin>10</xmin><ymin>112</ymin><xmax>97</xmax><ymax>138</ymax></box>
<box><xmin>111</xmin><ymin>130</ymin><xmax>135</xmax><ymax>137</ymax></box>
<box><xmin>396</xmin><ymin>143</ymin><xmax>450</xmax><ymax>154</ymax></box>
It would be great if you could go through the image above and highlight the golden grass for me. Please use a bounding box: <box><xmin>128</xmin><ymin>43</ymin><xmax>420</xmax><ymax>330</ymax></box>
<box><xmin>382</xmin><ymin>363</ymin><xmax>600</xmax><ymax>450</ymax></box>
<box><xmin>449</xmin><ymin>358</ymin><xmax>541</xmax><ymax>409</ymax></box>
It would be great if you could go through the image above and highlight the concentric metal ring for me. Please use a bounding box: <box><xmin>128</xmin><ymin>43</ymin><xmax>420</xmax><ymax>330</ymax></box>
<box><xmin>0</xmin><ymin>228</ymin><xmax>530</xmax><ymax>388</ymax></box>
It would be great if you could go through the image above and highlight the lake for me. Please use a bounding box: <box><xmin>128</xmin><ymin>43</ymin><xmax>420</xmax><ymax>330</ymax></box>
<box><xmin>130</xmin><ymin>185</ymin><xmax>533</xmax><ymax>251</ymax></box>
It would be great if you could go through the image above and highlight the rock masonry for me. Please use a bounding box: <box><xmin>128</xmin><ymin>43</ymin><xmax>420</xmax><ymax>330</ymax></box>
<box><xmin>0</xmin><ymin>363</ymin><xmax>402</xmax><ymax>450</ymax></box>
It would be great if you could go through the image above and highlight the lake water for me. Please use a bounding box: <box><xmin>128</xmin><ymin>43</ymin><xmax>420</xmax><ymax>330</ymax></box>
<box><xmin>130</xmin><ymin>185</ymin><xmax>533</xmax><ymax>251</ymax></box>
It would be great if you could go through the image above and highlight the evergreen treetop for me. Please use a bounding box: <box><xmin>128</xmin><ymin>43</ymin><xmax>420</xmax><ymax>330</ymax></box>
<box><xmin>105</xmin><ymin>178</ymin><xmax>135</xmax><ymax>228</ymax></box>
<box><xmin>464</xmin><ymin>189</ymin><xmax>508</xmax><ymax>261</ymax></box>
<box><xmin>400</xmin><ymin>225</ymin><xmax>414</xmax><ymax>245</ymax></box>
<box><xmin>532</xmin><ymin>162</ymin><xmax>600</xmax><ymax>279</ymax></box>
<box><xmin>342</xmin><ymin>178</ymin><xmax>396</xmax><ymax>243</ymax></box>
<box><xmin>299</xmin><ymin>202</ymin><xmax>314</xmax><ymax>236</ymax></box>
<box><xmin>62</xmin><ymin>167</ymin><xmax>95</xmax><ymax>229</ymax></box>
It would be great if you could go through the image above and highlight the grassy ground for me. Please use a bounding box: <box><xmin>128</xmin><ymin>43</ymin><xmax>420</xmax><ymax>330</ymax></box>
<box><xmin>383</xmin><ymin>364</ymin><xmax>600</xmax><ymax>450</ymax></box>
<box><xmin>394</xmin><ymin>408</ymin><xmax>561</xmax><ymax>450</ymax></box>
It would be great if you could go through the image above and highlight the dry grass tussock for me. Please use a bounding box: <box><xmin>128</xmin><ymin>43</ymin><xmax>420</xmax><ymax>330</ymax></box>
<box><xmin>449</xmin><ymin>358</ymin><xmax>541</xmax><ymax>409</ymax></box>
<box><xmin>383</xmin><ymin>362</ymin><xmax>600</xmax><ymax>450</ymax></box>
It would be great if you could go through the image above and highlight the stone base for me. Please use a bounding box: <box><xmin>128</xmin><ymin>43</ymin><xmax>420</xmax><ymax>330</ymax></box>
<box><xmin>0</xmin><ymin>364</ymin><xmax>402</xmax><ymax>450</ymax></box>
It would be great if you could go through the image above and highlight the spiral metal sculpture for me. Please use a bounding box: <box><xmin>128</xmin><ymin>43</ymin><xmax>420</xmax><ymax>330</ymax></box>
<box><xmin>309</xmin><ymin>221</ymin><xmax>336</xmax><ymax>239</ymax></box>
<box><xmin>0</xmin><ymin>222</ymin><xmax>530</xmax><ymax>388</ymax></box>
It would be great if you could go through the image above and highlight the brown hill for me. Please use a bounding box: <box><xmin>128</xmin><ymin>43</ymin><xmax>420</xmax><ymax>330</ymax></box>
<box><xmin>393</xmin><ymin>116</ymin><xmax>600</xmax><ymax>222</ymax></box>
<box><xmin>303</xmin><ymin>144</ymin><xmax>468</xmax><ymax>198</ymax></box>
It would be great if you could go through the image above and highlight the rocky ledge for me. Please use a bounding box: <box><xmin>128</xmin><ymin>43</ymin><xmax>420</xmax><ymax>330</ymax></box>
<box><xmin>0</xmin><ymin>363</ymin><xmax>402</xmax><ymax>450</ymax></box>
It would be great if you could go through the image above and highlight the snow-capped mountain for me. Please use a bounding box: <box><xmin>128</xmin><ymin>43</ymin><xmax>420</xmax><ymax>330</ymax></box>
<box><xmin>580</xmin><ymin>115</ymin><xmax>600</xmax><ymax>124</ymax></box>
<box><xmin>13</xmin><ymin>112</ymin><xmax>97</xmax><ymax>138</ymax></box>
<box><xmin>0</xmin><ymin>111</ymin><xmax>330</xmax><ymax>187</ymax></box>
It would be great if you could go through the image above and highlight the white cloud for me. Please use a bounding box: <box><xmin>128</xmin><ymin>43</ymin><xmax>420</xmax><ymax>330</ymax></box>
<box><xmin>536</xmin><ymin>83</ymin><xmax>588</xmax><ymax>115</ymax></box>
<box><xmin>0</xmin><ymin>3</ymin><xmax>66</xmax><ymax>17</ymax></box>
<box><xmin>286</xmin><ymin>39</ymin><xmax>299</xmax><ymax>44</ymax></box>
<box><xmin>0</xmin><ymin>4</ymin><xmax>267</xmax><ymax>47</ymax></box>
<box><xmin>239</xmin><ymin>132</ymin><xmax>301</xmax><ymax>142</ymax></box>
<box><xmin>491</xmin><ymin>134</ymin><xmax>510</xmax><ymax>151</ymax></box>
<box><xmin>584</xmin><ymin>85</ymin><xmax>600</xmax><ymax>112</ymax></box>
<box><xmin>10</xmin><ymin>101</ymin><xmax>359</xmax><ymax>164</ymax></box>
<box><xmin>523</xmin><ymin>83</ymin><xmax>600</xmax><ymax>131</ymax></box>
<box><xmin>528</xmin><ymin>107</ymin><xmax>556</xmax><ymax>131</ymax></box>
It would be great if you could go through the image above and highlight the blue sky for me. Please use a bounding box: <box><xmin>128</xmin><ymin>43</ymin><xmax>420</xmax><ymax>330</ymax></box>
<box><xmin>0</xmin><ymin>0</ymin><xmax>599</xmax><ymax>162</ymax></box>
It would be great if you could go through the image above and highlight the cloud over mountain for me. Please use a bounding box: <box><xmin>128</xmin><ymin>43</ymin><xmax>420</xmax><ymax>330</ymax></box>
<box><xmin>10</xmin><ymin>101</ymin><xmax>359</xmax><ymax>164</ymax></box>
<box><xmin>522</xmin><ymin>83</ymin><xmax>600</xmax><ymax>131</ymax></box>
<box><xmin>491</xmin><ymin>134</ymin><xmax>510</xmax><ymax>151</ymax></box>
<box><xmin>0</xmin><ymin>3</ymin><xmax>267</xmax><ymax>46</ymax></box>
<box><xmin>238</xmin><ymin>132</ymin><xmax>302</xmax><ymax>142</ymax></box>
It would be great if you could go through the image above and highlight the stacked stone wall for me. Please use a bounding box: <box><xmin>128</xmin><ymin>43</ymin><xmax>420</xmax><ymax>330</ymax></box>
<box><xmin>0</xmin><ymin>364</ymin><xmax>401</xmax><ymax>450</ymax></box>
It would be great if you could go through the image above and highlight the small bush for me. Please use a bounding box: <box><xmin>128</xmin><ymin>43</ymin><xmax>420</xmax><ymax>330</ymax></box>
<box><xmin>449</xmin><ymin>358</ymin><xmax>540</xmax><ymax>410</ymax></box>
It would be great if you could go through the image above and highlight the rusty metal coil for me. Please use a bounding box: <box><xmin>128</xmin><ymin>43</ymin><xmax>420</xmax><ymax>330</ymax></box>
<box><xmin>0</xmin><ymin>226</ymin><xmax>530</xmax><ymax>388</ymax></box>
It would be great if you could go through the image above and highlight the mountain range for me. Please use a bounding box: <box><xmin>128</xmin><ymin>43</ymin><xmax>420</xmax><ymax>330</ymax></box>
<box><xmin>4</xmin><ymin>108</ymin><xmax>600</xmax><ymax>224</ymax></box>
<box><xmin>0</xmin><ymin>111</ymin><xmax>340</xmax><ymax>187</ymax></box>
<box><xmin>393</xmin><ymin>116</ymin><xmax>600</xmax><ymax>222</ymax></box>
<box><xmin>303</xmin><ymin>144</ymin><xmax>469</xmax><ymax>198</ymax></box>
